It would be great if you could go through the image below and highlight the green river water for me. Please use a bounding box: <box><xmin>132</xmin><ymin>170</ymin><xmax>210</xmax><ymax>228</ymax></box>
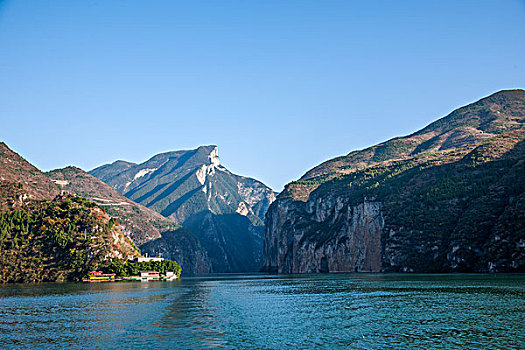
<box><xmin>0</xmin><ymin>274</ymin><xmax>523</xmax><ymax>349</ymax></box>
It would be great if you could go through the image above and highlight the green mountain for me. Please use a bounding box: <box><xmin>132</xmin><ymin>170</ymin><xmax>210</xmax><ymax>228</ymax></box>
<box><xmin>0</xmin><ymin>143</ymin><xmax>139</xmax><ymax>283</ymax></box>
<box><xmin>91</xmin><ymin>145</ymin><xmax>275</xmax><ymax>272</ymax></box>
<box><xmin>263</xmin><ymin>89</ymin><xmax>525</xmax><ymax>273</ymax></box>
<box><xmin>46</xmin><ymin>166</ymin><xmax>211</xmax><ymax>274</ymax></box>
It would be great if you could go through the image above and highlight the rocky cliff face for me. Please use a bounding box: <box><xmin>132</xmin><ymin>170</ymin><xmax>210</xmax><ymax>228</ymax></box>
<box><xmin>91</xmin><ymin>145</ymin><xmax>275</xmax><ymax>272</ymax></box>
<box><xmin>263</xmin><ymin>90</ymin><xmax>525</xmax><ymax>273</ymax></box>
<box><xmin>140</xmin><ymin>227</ymin><xmax>212</xmax><ymax>274</ymax></box>
<box><xmin>264</xmin><ymin>197</ymin><xmax>383</xmax><ymax>273</ymax></box>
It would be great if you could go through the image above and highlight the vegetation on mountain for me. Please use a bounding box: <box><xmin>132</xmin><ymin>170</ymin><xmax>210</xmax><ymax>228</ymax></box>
<box><xmin>46</xmin><ymin>167</ymin><xmax>203</xmax><ymax>273</ymax></box>
<box><xmin>46</xmin><ymin>166</ymin><xmax>178</xmax><ymax>245</ymax></box>
<box><xmin>107</xmin><ymin>258</ymin><xmax>181</xmax><ymax>277</ymax></box>
<box><xmin>300</xmin><ymin>90</ymin><xmax>525</xmax><ymax>186</ymax></box>
<box><xmin>91</xmin><ymin>145</ymin><xmax>275</xmax><ymax>272</ymax></box>
<box><xmin>0</xmin><ymin>143</ymin><xmax>150</xmax><ymax>283</ymax></box>
<box><xmin>0</xmin><ymin>193</ymin><xmax>139</xmax><ymax>283</ymax></box>
<box><xmin>0</xmin><ymin>142</ymin><xmax>60</xmax><ymax>200</ymax></box>
<box><xmin>265</xmin><ymin>90</ymin><xmax>525</xmax><ymax>273</ymax></box>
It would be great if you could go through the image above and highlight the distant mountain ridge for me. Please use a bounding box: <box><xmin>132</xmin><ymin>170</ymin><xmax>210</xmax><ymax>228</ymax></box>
<box><xmin>264</xmin><ymin>89</ymin><xmax>525</xmax><ymax>274</ymax></box>
<box><xmin>91</xmin><ymin>145</ymin><xmax>275</xmax><ymax>272</ymax></box>
<box><xmin>91</xmin><ymin>146</ymin><xmax>275</xmax><ymax>224</ymax></box>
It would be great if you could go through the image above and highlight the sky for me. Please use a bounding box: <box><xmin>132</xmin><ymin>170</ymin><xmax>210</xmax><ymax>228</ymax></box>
<box><xmin>0</xmin><ymin>1</ymin><xmax>524</xmax><ymax>191</ymax></box>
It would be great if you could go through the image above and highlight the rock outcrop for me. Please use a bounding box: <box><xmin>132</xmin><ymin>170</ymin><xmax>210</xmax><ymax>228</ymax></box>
<box><xmin>91</xmin><ymin>145</ymin><xmax>275</xmax><ymax>272</ymax></box>
<box><xmin>263</xmin><ymin>90</ymin><xmax>525</xmax><ymax>273</ymax></box>
<box><xmin>264</xmin><ymin>197</ymin><xmax>383</xmax><ymax>273</ymax></box>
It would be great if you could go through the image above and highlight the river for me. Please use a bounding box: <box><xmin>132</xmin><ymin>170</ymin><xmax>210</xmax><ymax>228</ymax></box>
<box><xmin>0</xmin><ymin>274</ymin><xmax>523</xmax><ymax>349</ymax></box>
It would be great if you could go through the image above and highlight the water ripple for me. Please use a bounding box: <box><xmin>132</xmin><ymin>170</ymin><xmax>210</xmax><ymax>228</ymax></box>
<box><xmin>0</xmin><ymin>274</ymin><xmax>523</xmax><ymax>349</ymax></box>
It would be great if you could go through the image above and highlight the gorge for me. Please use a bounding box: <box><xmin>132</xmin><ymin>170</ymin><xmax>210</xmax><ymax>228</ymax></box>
<box><xmin>1</xmin><ymin>90</ymin><xmax>523</xmax><ymax>279</ymax></box>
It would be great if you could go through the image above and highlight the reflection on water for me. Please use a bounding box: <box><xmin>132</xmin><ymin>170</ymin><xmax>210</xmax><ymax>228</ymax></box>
<box><xmin>0</xmin><ymin>274</ymin><xmax>524</xmax><ymax>349</ymax></box>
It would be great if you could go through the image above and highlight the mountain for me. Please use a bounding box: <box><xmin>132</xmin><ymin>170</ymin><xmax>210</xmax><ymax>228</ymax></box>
<box><xmin>0</xmin><ymin>142</ymin><xmax>60</xmax><ymax>202</ymax></box>
<box><xmin>139</xmin><ymin>227</ymin><xmax>212</xmax><ymax>274</ymax></box>
<box><xmin>46</xmin><ymin>166</ymin><xmax>211</xmax><ymax>274</ymax></box>
<box><xmin>300</xmin><ymin>89</ymin><xmax>525</xmax><ymax>186</ymax></box>
<box><xmin>47</xmin><ymin>166</ymin><xmax>176</xmax><ymax>244</ymax></box>
<box><xmin>263</xmin><ymin>89</ymin><xmax>525</xmax><ymax>274</ymax></box>
<box><xmin>0</xmin><ymin>143</ymin><xmax>139</xmax><ymax>283</ymax></box>
<box><xmin>91</xmin><ymin>145</ymin><xmax>275</xmax><ymax>272</ymax></box>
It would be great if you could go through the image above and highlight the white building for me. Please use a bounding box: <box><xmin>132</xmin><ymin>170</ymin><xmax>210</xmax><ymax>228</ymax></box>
<box><xmin>165</xmin><ymin>271</ymin><xmax>178</xmax><ymax>281</ymax></box>
<box><xmin>135</xmin><ymin>257</ymin><xmax>164</xmax><ymax>263</ymax></box>
<box><xmin>140</xmin><ymin>271</ymin><xmax>160</xmax><ymax>281</ymax></box>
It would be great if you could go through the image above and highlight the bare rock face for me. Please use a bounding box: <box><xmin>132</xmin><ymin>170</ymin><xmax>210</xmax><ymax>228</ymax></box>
<box><xmin>91</xmin><ymin>145</ymin><xmax>275</xmax><ymax>272</ymax></box>
<box><xmin>263</xmin><ymin>90</ymin><xmax>525</xmax><ymax>274</ymax></box>
<box><xmin>140</xmin><ymin>228</ymin><xmax>212</xmax><ymax>274</ymax></box>
<box><xmin>264</xmin><ymin>195</ymin><xmax>383</xmax><ymax>273</ymax></box>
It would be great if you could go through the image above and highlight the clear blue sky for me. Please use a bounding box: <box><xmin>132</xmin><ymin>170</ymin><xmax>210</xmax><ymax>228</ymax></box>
<box><xmin>1</xmin><ymin>1</ymin><xmax>524</xmax><ymax>191</ymax></box>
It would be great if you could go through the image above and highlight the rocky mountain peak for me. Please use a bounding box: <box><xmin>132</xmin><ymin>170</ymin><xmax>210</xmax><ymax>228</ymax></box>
<box><xmin>195</xmin><ymin>146</ymin><xmax>222</xmax><ymax>185</ymax></box>
<box><xmin>208</xmin><ymin>146</ymin><xmax>220</xmax><ymax>167</ymax></box>
<box><xmin>90</xmin><ymin>145</ymin><xmax>275</xmax><ymax>272</ymax></box>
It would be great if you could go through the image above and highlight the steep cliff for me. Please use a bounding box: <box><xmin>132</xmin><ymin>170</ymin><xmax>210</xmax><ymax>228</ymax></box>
<box><xmin>140</xmin><ymin>227</ymin><xmax>212</xmax><ymax>274</ymax></box>
<box><xmin>263</xmin><ymin>90</ymin><xmax>525</xmax><ymax>273</ymax></box>
<box><xmin>264</xmin><ymin>198</ymin><xmax>383</xmax><ymax>273</ymax></box>
<box><xmin>91</xmin><ymin>145</ymin><xmax>275</xmax><ymax>272</ymax></box>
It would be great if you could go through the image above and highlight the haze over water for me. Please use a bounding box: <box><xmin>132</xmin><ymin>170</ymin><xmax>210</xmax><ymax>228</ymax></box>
<box><xmin>1</xmin><ymin>274</ymin><xmax>523</xmax><ymax>349</ymax></box>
